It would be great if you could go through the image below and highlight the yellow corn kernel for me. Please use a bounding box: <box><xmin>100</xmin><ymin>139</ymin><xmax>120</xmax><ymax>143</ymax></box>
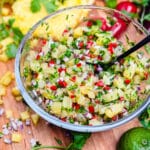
<box><xmin>0</xmin><ymin>84</ymin><xmax>6</xmax><ymax>96</ymax></box>
<box><xmin>12</xmin><ymin>87</ymin><xmax>21</xmax><ymax>96</ymax></box>
<box><xmin>0</xmin><ymin>71</ymin><xmax>13</xmax><ymax>86</ymax></box>
<box><xmin>20</xmin><ymin>111</ymin><xmax>30</xmax><ymax>121</ymax></box>
<box><xmin>0</xmin><ymin>53</ymin><xmax>9</xmax><ymax>62</ymax></box>
<box><xmin>31</xmin><ymin>114</ymin><xmax>40</xmax><ymax>125</ymax></box>
<box><xmin>6</xmin><ymin>110</ymin><xmax>13</xmax><ymax>119</ymax></box>
<box><xmin>15</xmin><ymin>96</ymin><xmax>23</xmax><ymax>102</ymax></box>
<box><xmin>1</xmin><ymin>7</ymin><xmax>10</xmax><ymax>16</ymax></box>
<box><xmin>12</xmin><ymin>133</ymin><xmax>22</xmax><ymax>143</ymax></box>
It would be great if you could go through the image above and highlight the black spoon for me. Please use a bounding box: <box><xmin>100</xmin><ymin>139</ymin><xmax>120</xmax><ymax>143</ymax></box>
<box><xmin>87</xmin><ymin>34</ymin><xmax>150</xmax><ymax>70</ymax></box>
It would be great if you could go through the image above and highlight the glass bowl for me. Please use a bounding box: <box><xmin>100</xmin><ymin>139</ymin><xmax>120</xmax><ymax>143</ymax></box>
<box><xmin>15</xmin><ymin>5</ymin><xmax>150</xmax><ymax>132</ymax></box>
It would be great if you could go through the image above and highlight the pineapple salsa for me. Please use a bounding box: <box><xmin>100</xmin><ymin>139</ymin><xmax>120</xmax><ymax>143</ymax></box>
<box><xmin>22</xmin><ymin>17</ymin><xmax>150</xmax><ymax>126</ymax></box>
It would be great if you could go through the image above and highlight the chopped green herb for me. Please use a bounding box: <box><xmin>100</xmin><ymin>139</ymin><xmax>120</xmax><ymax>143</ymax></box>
<box><xmin>64</xmin><ymin>49</ymin><xmax>72</xmax><ymax>57</ymax></box>
<box><xmin>5</xmin><ymin>43</ymin><xmax>18</xmax><ymax>59</ymax></box>
<box><xmin>0</xmin><ymin>132</ymin><xmax>3</xmax><ymax>138</ymax></box>
<box><xmin>105</xmin><ymin>0</ymin><xmax>117</xmax><ymax>8</ymax></box>
<box><xmin>30</xmin><ymin>0</ymin><xmax>41</xmax><ymax>13</ymax></box>
<box><xmin>145</xmin><ymin>45</ymin><xmax>150</xmax><ymax>54</ymax></box>
<box><xmin>54</xmin><ymin>137</ymin><xmax>63</xmax><ymax>145</ymax></box>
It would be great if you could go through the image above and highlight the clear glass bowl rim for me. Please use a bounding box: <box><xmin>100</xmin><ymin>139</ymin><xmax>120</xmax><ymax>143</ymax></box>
<box><xmin>15</xmin><ymin>5</ymin><xmax>150</xmax><ymax>132</ymax></box>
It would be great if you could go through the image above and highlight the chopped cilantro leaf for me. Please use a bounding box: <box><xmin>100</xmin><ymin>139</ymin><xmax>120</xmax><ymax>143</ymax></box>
<box><xmin>5</xmin><ymin>43</ymin><xmax>18</xmax><ymax>59</ymax></box>
<box><xmin>105</xmin><ymin>0</ymin><xmax>117</xmax><ymax>8</ymax></box>
<box><xmin>30</xmin><ymin>0</ymin><xmax>41</xmax><ymax>13</ymax></box>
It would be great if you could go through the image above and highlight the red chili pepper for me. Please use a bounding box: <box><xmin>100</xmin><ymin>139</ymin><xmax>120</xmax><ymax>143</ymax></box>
<box><xmin>48</xmin><ymin>60</ymin><xmax>55</xmax><ymax>67</ymax></box>
<box><xmin>110</xmin><ymin>19</ymin><xmax>127</xmax><ymax>38</ymax></box>
<box><xmin>42</xmin><ymin>39</ymin><xmax>47</xmax><ymax>45</ymax></box>
<box><xmin>88</xmin><ymin>106</ymin><xmax>95</xmax><ymax>113</ymax></box>
<box><xmin>58</xmin><ymin>67</ymin><xmax>66</xmax><ymax>73</ymax></box>
<box><xmin>73</xmin><ymin>103</ymin><xmax>80</xmax><ymax>110</ymax></box>
<box><xmin>95</xmin><ymin>80</ymin><xmax>104</xmax><ymax>87</ymax></box>
<box><xmin>119</xmin><ymin>96</ymin><xmax>124</xmax><ymax>101</ymax></box>
<box><xmin>86</xmin><ymin>20</ymin><xmax>93</xmax><ymax>27</ymax></box>
<box><xmin>62</xmin><ymin>29</ymin><xmax>69</xmax><ymax>35</ymax></box>
<box><xmin>71</xmin><ymin>76</ymin><xmax>76</xmax><ymax>82</ymax></box>
<box><xmin>36</xmin><ymin>54</ymin><xmax>40</xmax><ymax>60</ymax></box>
<box><xmin>78</xmin><ymin>41</ymin><xmax>84</xmax><ymax>49</ymax></box>
<box><xmin>50</xmin><ymin>85</ymin><xmax>57</xmax><ymax>91</ymax></box>
<box><xmin>103</xmin><ymin>85</ymin><xmax>110</xmax><ymax>90</ymax></box>
<box><xmin>33</xmin><ymin>73</ymin><xmax>38</xmax><ymax>78</ymax></box>
<box><xmin>108</xmin><ymin>43</ymin><xmax>117</xmax><ymax>54</ymax></box>
<box><xmin>97</xmin><ymin>55</ymin><xmax>103</xmax><ymax>61</ymax></box>
<box><xmin>70</xmin><ymin>95</ymin><xmax>75</xmax><ymax>99</ymax></box>
<box><xmin>58</xmin><ymin>80</ymin><xmax>67</xmax><ymax>88</ymax></box>
<box><xmin>144</xmin><ymin>72</ymin><xmax>149</xmax><ymax>80</ymax></box>
<box><xmin>88</xmin><ymin>35</ymin><xmax>94</xmax><ymax>40</ymax></box>
<box><xmin>61</xmin><ymin>117</ymin><xmax>66</xmax><ymax>122</ymax></box>
<box><xmin>124</xmin><ymin>79</ymin><xmax>131</xmax><ymax>84</ymax></box>
<box><xmin>99</xmin><ymin>17</ymin><xmax>110</xmax><ymax>31</ymax></box>
<box><xmin>86</xmin><ymin>40</ymin><xmax>94</xmax><ymax>49</ymax></box>
<box><xmin>112</xmin><ymin>115</ymin><xmax>118</xmax><ymax>121</ymax></box>
<box><xmin>116</xmin><ymin>1</ymin><xmax>137</xmax><ymax>14</ymax></box>
<box><xmin>76</xmin><ymin>63</ymin><xmax>82</xmax><ymax>67</ymax></box>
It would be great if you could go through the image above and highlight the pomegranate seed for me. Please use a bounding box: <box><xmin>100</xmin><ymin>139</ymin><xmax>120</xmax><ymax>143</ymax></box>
<box><xmin>58</xmin><ymin>80</ymin><xmax>67</xmax><ymax>88</ymax></box>
<box><xmin>33</xmin><ymin>73</ymin><xmax>38</xmax><ymax>78</ymax></box>
<box><xmin>124</xmin><ymin>79</ymin><xmax>131</xmax><ymax>84</ymax></box>
<box><xmin>73</xmin><ymin>103</ymin><xmax>80</xmax><ymax>110</ymax></box>
<box><xmin>88</xmin><ymin>106</ymin><xmax>94</xmax><ymax>113</ymax></box>
<box><xmin>62</xmin><ymin>29</ymin><xmax>68</xmax><ymax>35</ymax></box>
<box><xmin>50</xmin><ymin>85</ymin><xmax>57</xmax><ymax>91</ymax></box>
<box><xmin>95</xmin><ymin>80</ymin><xmax>104</xmax><ymax>87</ymax></box>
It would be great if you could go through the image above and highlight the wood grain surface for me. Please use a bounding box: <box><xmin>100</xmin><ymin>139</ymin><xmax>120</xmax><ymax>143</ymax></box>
<box><xmin>0</xmin><ymin>0</ymin><xmax>144</xmax><ymax>150</ymax></box>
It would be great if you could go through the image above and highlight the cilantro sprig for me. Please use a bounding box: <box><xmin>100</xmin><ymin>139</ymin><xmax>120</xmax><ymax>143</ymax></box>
<box><xmin>30</xmin><ymin>0</ymin><xmax>58</xmax><ymax>13</ymax></box>
<box><xmin>31</xmin><ymin>131</ymin><xmax>91</xmax><ymax>150</ymax></box>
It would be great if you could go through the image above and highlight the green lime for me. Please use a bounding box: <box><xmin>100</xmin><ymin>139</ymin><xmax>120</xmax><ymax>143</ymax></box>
<box><xmin>117</xmin><ymin>127</ymin><xmax>150</xmax><ymax>150</ymax></box>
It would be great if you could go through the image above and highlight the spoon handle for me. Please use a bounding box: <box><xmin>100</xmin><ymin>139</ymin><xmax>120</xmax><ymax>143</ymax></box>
<box><xmin>108</xmin><ymin>34</ymin><xmax>150</xmax><ymax>67</ymax></box>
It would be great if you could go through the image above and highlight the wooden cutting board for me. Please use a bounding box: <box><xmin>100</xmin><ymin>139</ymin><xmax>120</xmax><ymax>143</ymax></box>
<box><xmin>0</xmin><ymin>0</ymin><xmax>143</xmax><ymax>150</ymax></box>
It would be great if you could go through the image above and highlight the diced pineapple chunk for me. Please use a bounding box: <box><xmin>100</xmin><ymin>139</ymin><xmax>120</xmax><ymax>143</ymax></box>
<box><xmin>15</xmin><ymin>96</ymin><xmax>23</xmax><ymax>102</ymax></box>
<box><xmin>89</xmin><ymin>118</ymin><xmax>101</xmax><ymax>126</ymax></box>
<box><xmin>1</xmin><ymin>7</ymin><xmax>10</xmax><ymax>16</ymax></box>
<box><xmin>51</xmin><ymin>102</ymin><xmax>62</xmax><ymax>115</ymax></box>
<box><xmin>12</xmin><ymin>87</ymin><xmax>21</xmax><ymax>96</ymax></box>
<box><xmin>20</xmin><ymin>111</ymin><xmax>30</xmax><ymax>121</ymax></box>
<box><xmin>12</xmin><ymin>133</ymin><xmax>22</xmax><ymax>143</ymax></box>
<box><xmin>0</xmin><ymin>84</ymin><xmax>6</xmax><ymax>96</ymax></box>
<box><xmin>102</xmin><ymin>89</ymin><xmax>118</xmax><ymax>103</ymax></box>
<box><xmin>31</xmin><ymin>114</ymin><xmax>40</xmax><ymax>125</ymax></box>
<box><xmin>113</xmin><ymin>76</ymin><xmax>125</xmax><ymax>89</ymax></box>
<box><xmin>6</xmin><ymin>110</ymin><xmax>13</xmax><ymax>119</ymax></box>
<box><xmin>105</xmin><ymin>103</ymin><xmax>124</xmax><ymax>118</ymax></box>
<box><xmin>0</xmin><ymin>71</ymin><xmax>13</xmax><ymax>86</ymax></box>
<box><xmin>62</xmin><ymin>96</ymin><xmax>72</xmax><ymax>109</ymax></box>
<box><xmin>73</xmin><ymin>27</ymin><xmax>83</xmax><ymax>38</ymax></box>
<box><xmin>0</xmin><ymin>98</ymin><xmax>3</xmax><ymax>105</ymax></box>
<box><xmin>87</xmin><ymin>91</ymin><xmax>95</xmax><ymax>99</ymax></box>
<box><xmin>0</xmin><ymin>53</ymin><xmax>9</xmax><ymax>62</ymax></box>
<box><xmin>76</xmin><ymin>94</ymin><xmax>86</xmax><ymax>105</ymax></box>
